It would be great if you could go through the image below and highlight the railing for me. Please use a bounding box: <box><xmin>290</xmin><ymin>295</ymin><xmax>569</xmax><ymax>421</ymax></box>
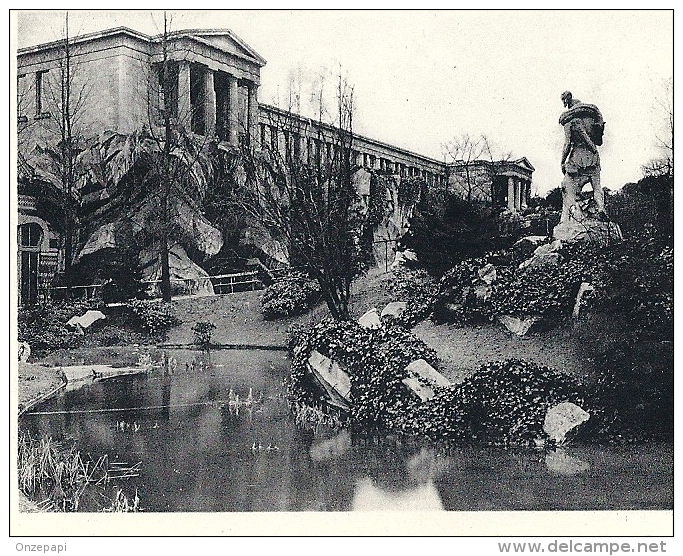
<box><xmin>210</xmin><ymin>271</ymin><xmax>261</xmax><ymax>294</ymax></box>
<box><xmin>50</xmin><ymin>283</ymin><xmax>105</xmax><ymax>301</ymax></box>
<box><xmin>48</xmin><ymin>271</ymin><xmax>263</xmax><ymax>302</ymax></box>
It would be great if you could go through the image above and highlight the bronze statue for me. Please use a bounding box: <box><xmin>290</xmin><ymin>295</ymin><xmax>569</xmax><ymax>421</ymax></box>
<box><xmin>559</xmin><ymin>91</ymin><xmax>606</xmax><ymax>223</ymax></box>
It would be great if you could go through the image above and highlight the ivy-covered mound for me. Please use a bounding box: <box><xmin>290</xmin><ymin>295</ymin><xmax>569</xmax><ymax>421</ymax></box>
<box><xmin>288</xmin><ymin>318</ymin><xmax>438</xmax><ymax>434</ymax></box>
<box><xmin>398</xmin><ymin>359</ymin><xmax>586</xmax><ymax>447</ymax></box>
<box><xmin>433</xmin><ymin>227</ymin><xmax>673</xmax><ymax>333</ymax></box>
<box><xmin>288</xmin><ymin>322</ymin><xmax>588</xmax><ymax>446</ymax></box>
<box><xmin>261</xmin><ymin>271</ymin><xmax>322</xmax><ymax>320</ymax></box>
<box><xmin>384</xmin><ymin>267</ymin><xmax>439</xmax><ymax>327</ymax></box>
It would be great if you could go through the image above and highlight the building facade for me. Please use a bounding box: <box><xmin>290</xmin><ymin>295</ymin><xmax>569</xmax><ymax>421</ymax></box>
<box><xmin>16</xmin><ymin>26</ymin><xmax>534</xmax><ymax>304</ymax></box>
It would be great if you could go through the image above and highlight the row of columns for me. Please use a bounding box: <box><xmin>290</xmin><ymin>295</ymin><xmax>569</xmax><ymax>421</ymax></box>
<box><xmin>176</xmin><ymin>60</ymin><xmax>258</xmax><ymax>146</ymax></box>
<box><xmin>507</xmin><ymin>176</ymin><xmax>532</xmax><ymax>211</ymax></box>
<box><xmin>257</xmin><ymin>122</ymin><xmax>447</xmax><ymax>188</ymax></box>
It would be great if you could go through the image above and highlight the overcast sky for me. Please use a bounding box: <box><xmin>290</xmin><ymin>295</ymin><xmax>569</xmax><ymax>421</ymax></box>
<box><xmin>13</xmin><ymin>9</ymin><xmax>673</xmax><ymax>195</ymax></box>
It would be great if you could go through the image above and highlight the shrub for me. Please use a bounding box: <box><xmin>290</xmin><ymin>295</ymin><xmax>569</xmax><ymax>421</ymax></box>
<box><xmin>127</xmin><ymin>300</ymin><xmax>181</xmax><ymax>335</ymax></box>
<box><xmin>192</xmin><ymin>321</ymin><xmax>217</xmax><ymax>346</ymax></box>
<box><xmin>261</xmin><ymin>271</ymin><xmax>322</xmax><ymax>319</ymax></box>
<box><xmin>17</xmin><ymin>301</ymin><xmax>103</xmax><ymax>357</ymax></box>
<box><xmin>400</xmin><ymin>359</ymin><xmax>586</xmax><ymax>446</ymax></box>
<box><xmin>433</xmin><ymin>227</ymin><xmax>673</xmax><ymax>334</ymax></box>
<box><xmin>587</xmin><ymin>337</ymin><xmax>673</xmax><ymax>441</ymax></box>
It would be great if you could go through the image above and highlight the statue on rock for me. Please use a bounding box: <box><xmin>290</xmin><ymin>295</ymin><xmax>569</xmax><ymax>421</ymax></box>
<box><xmin>554</xmin><ymin>91</ymin><xmax>622</xmax><ymax>243</ymax></box>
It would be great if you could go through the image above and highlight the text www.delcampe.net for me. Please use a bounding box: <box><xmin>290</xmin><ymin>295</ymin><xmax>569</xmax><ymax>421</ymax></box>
<box><xmin>498</xmin><ymin>541</ymin><xmax>668</xmax><ymax>554</ymax></box>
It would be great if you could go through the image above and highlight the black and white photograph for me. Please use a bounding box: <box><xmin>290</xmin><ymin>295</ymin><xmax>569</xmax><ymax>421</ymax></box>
<box><xmin>11</xmin><ymin>8</ymin><xmax>673</xmax><ymax>538</ymax></box>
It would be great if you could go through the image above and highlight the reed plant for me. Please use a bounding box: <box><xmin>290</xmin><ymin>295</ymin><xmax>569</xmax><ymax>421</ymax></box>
<box><xmin>17</xmin><ymin>433</ymin><xmax>140</xmax><ymax>511</ymax></box>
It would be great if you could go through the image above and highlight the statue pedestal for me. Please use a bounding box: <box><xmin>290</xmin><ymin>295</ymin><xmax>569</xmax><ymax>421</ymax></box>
<box><xmin>553</xmin><ymin>218</ymin><xmax>622</xmax><ymax>244</ymax></box>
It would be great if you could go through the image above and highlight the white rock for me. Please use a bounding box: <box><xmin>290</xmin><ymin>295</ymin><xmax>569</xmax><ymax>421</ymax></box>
<box><xmin>358</xmin><ymin>308</ymin><xmax>382</xmax><ymax>329</ymax></box>
<box><xmin>572</xmin><ymin>282</ymin><xmax>595</xmax><ymax>318</ymax></box>
<box><xmin>66</xmin><ymin>310</ymin><xmax>106</xmax><ymax>329</ymax></box>
<box><xmin>477</xmin><ymin>263</ymin><xmax>497</xmax><ymax>284</ymax></box>
<box><xmin>18</xmin><ymin>342</ymin><xmax>31</xmax><ymax>362</ymax></box>
<box><xmin>402</xmin><ymin>377</ymin><xmax>435</xmax><ymax>402</ymax></box>
<box><xmin>497</xmin><ymin>315</ymin><xmax>539</xmax><ymax>336</ymax></box>
<box><xmin>543</xmin><ymin>402</ymin><xmax>590</xmax><ymax>444</ymax></box>
<box><xmin>381</xmin><ymin>301</ymin><xmax>407</xmax><ymax>318</ymax></box>
<box><xmin>405</xmin><ymin>359</ymin><xmax>451</xmax><ymax>388</ymax></box>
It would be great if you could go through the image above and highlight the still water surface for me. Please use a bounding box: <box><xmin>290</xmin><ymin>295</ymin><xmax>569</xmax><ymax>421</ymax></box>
<box><xmin>21</xmin><ymin>349</ymin><xmax>673</xmax><ymax>512</ymax></box>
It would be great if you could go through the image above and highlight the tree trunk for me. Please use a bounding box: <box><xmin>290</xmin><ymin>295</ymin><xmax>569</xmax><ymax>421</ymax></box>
<box><xmin>160</xmin><ymin>234</ymin><xmax>172</xmax><ymax>302</ymax></box>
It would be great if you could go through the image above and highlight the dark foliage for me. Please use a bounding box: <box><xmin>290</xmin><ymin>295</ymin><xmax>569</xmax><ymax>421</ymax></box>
<box><xmin>63</xmin><ymin>246</ymin><xmax>146</xmax><ymax>303</ymax></box>
<box><xmin>403</xmin><ymin>192</ymin><xmax>505</xmax><ymax>276</ymax></box>
<box><xmin>126</xmin><ymin>300</ymin><xmax>181</xmax><ymax>335</ymax></box>
<box><xmin>384</xmin><ymin>268</ymin><xmax>439</xmax><ymax>327</ymax></box>
<box><xmin>587</xmin><ymin>336</ymin><xmax>673</xmax><ymax>441</ymax></box>
<box><xmin>18</xmin><ymin>301</ymin><xmax>103</xmax><ymax>357</ymax></box>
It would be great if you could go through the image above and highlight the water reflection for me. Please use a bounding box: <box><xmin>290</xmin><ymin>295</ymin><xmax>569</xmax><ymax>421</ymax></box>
<box><xmin>20</xmin><ymin>349</ymin><xmax>673</xmax><ymax>512</ymax></box>
<box><xmin>352</xmin><ymin>478</ymin><xmax>444</xmax><ymax>511</ymax></box>
<box><xmin>545</xmin><ymin>449</ymin><xmax>590</xmax><ymax>476</ymax></box>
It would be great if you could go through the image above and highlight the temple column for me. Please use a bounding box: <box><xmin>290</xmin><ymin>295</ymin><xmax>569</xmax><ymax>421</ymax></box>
<box><xmin>227</xmin><ymin>75</ymin><xmax>239</xmax><ymax>146</ymax></box>
<box><xmin>515</xmin><ymin>179</ymin><xmax>522</xmax><ymax>210</ymax></box>
<box><xmin>247</xmin><ymin>83</ymin><xmax>259</xmax><ymax>146</ymax></box>
<box><xmin>507</xmin><ymin>177</ymin><xmax>515</xmax><ymax>211</ymax></box>
<box><xmin>204</xmin><ymin>69</ymin><xmax>216</xmax><ymax>137</ymax></box>
<box><xmin>178</xmin><ymin>61</ymin><xmax>191</xmax><ymax>129</ymax></box>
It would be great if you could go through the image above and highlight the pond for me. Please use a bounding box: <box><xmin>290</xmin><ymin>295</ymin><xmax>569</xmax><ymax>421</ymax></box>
<box><xmin>20</xmin><ymin>349</ymin><xmax>673</xmax><ymax>512</ymax></box>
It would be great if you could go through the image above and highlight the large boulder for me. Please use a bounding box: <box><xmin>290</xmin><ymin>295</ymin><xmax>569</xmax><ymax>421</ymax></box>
<box><xmin>543</xmin><ymin>402</ymin><xmax>590</xmax><ymax>444</ymax></box>
<box><xmin>402</xmin><ymin>359</ymin><xmax>451</xmax><ymax>402</ymax></box>
<box><xmin>519</xmin><ymin>240</ymin><xmax>564</xmax><ymax>270</ymax></box>
<box><xmin>66</xmin><ymin>310</ymin><xmax>106</xmax><ymax>330</ymax></box>
<box><xmin>513</xmin><ymin>235</ymin><xmax>550</xmax><ymax>261</ymax></box>
<box><xmin>358</xmin><ymin>308</ymin><xmax>382</xmax><ymax>329</ymax></box>
<box><xmin>381</xmin><ymin>301</ymin><xmax>407</xmax><ymax>319</ymax></box>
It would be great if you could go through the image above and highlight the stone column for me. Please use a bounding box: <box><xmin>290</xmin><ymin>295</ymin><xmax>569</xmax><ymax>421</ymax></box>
<box><xmin>507</xmin><ymin>177</ymin><xmax>515</xmax><ymax>210</ymax></box>
<box><xmin>247</xmin><ymin>83</ymin><xmax>259</xmax><ymax>146</ymax></box>
<box><xmin>178</xmin><ymin>61</ymin><xmax>192</xmax><ymax>129</ymax></box>
<box><xmin>227</xmin><ymin>75</ymin><xmax>239</xmax><ymax>146</ymax></box>
<box><xmin>204</xmin><ymin>69</ymin><xmax>216</xmax><ymax>137</ymax></box>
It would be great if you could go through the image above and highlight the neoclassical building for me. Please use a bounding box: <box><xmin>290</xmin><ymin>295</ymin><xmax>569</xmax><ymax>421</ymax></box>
<box><xmin>16</xmin><ymin>26</ymin><xmax>534</xmax><ymax>304</ymax></box>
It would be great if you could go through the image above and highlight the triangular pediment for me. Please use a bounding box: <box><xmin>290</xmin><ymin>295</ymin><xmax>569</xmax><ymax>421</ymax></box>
<box><xmin>513</xmin><ymin>157</ymin><xmax>535</xmax><ymax>172</ymax></box>
<box><xmin>187</xmin><ymin>30</ymin><xmax>266</xmax><ymax>66</ymax></box>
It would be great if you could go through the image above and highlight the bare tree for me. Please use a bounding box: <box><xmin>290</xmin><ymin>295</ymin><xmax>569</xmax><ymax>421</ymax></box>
<box><xmin>238</xmin><ymin>73</ymin><xmax>363</xmax><ymax>320</ymax></box>
<box><xmin>443</xmin><ymin>134</ymin><xmax>511</xmax><ymax>204</ymax></box>
<box><xmin>643</xmin><ymin>77</ymin><xmax>673</xmax><ymax>178</ymax></box>
<box><xmin>443</xmin><ymin>134</ymin><xmax>491</xmax><ymax>203</ymax></box>
<box><xmin>19</xmin><ymin>12</ymin><xmax>93</xmax><ymax>277</ymax></box>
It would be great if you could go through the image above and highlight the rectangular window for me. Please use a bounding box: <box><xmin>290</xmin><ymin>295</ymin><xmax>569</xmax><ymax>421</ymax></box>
<box><xmin>17</xmin><ymin>74</ymin><xmax>28</xmax><ymax>123</ymax></box>
<box><xmin>35</xmin><ymin>70</ymin><xmax>49</xmax><ymax>118</ymax></box>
